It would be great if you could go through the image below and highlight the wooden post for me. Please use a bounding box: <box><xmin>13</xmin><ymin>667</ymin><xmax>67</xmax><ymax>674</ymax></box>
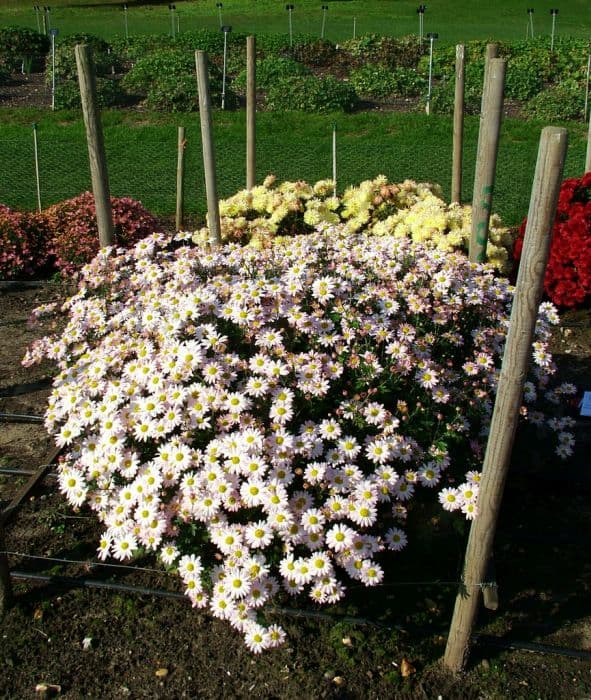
<box><xmin>469</xmin><ymin>58</ymin><xmax>506</xmax><ymax>263</ymax></box>
<box><xmin>195</xmin><ymin>51</ymin><xmax>221</xmax><ymax>247</ymax></box>
<box><xmin>246</xmin><ymin>36</ymin><xmax>256</xmax><ymax>190</ymax></box>
<box><xmin>176</xmin><ymin>126</ymin><xmax>186</xmax><ymax>231</ymax></box>
<box><xmin>75</xmin><ymin>44</ymin><xmax>114</xmax><ymax>248</ymax></box>
<box><xmin>444</xmin><ymin>126</ymin><xmax>568</xmax><ymax>673</ymax></box>
<box><xmin>451</xmin><ymin>44</ymin><xmax>465</xmax><ymax>204</ymax></box>
<box><xmin>0</xmin><ymin>520</ymin><xmax>13</xmax><ymax>616</ymax></box>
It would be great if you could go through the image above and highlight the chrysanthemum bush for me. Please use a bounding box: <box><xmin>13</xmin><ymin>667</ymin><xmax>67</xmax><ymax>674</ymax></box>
<box><xmin>514</xmin><ymin>172</ymin><xmax>591</xmax><ymax>308</ymax></box>
<box><xmin>0</xmin><ymin>203</ymin><xmax>53</xmax><ymax>279</ymax></box>
<box><xmin>44</xmin><ymin>192</ymin><xmax>160</xmax><ymax>275</ymax></box>
<box><xmin>196</xmin><ymin>175</ymin><xmax>516</xmax><ymax>274</ymax></box>
<box><xmin>24</xmin><ymin>227</ymin><xmax>575</xmax><ymax>652</ymax></box>
<box><xmin>0</xmin><ymin>193</ymin><xmax>160</xmax><ymax>280</ymax></box>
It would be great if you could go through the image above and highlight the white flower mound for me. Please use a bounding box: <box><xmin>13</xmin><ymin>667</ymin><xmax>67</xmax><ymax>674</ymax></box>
<box><xmin>23</xmin><ymin>225</ymin><xmax>574</xmax><ymax>652</ymax></box>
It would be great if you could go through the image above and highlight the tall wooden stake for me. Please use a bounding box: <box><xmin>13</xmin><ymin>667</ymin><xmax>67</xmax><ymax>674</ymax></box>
<box><xmin>444</xmin><ymin>126</ymin><xmax>568</xmax><ymax>673</ymax></box>
<box><xmin>469</xmin><ymin>58</ymin><xmax>506</xmax><ymax>263</ymax></box>
<box><xmin>176</xmin><ymin>126</ymin><xmax>186</xmax><ymax>231</ymax></box>
<box><xmin>195</xmin><ymin>50</ymin><xmax>221</xmax><ymax>246</ymax></box>
<box><xmin>451</xmin><ymin>44</ymin><xmax>465</xmax><ymax>204</ymax></box>
<box><xmin>246</xmin><ymin>36</ymin><xmax>256</xmax><ymax>190</ymax></box>
<box><xmin>75</xmin><ymin>44</ymin><xmax>114</xmax><ymax>248</ymax></box>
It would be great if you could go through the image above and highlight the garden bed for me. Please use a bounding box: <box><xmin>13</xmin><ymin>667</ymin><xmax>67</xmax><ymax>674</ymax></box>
<box><xmin>1</xmin><ymin>265</ymin><xmax>590</xmax><ymax>698</ymax></box>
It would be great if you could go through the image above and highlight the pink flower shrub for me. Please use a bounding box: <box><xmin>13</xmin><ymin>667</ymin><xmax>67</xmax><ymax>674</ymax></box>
<box><xmin>0</xmin><ymin>204</ymin><xmax>53</xmax><ymax>280</ymax></box>
<box><xmin>43</xmin><ymin>192</ymin><xmax>160</xmax><ymax>275</ymax></box>
<box><xmin>24</xmin><ymin>227</ymin><xmax>576</xmax><ymax>652</ymax></box>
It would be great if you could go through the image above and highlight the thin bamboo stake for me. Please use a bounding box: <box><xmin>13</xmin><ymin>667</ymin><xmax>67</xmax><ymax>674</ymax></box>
<box><xmin>32</xmin><ymin>123</ymin><xmax>42</xmax><ymax>212</ymax></box>
<box><xmin>246</xmin><ymin>36</ymin><xmax>256</xmax><ymax>190</ymax></box>
<box><xmin>176</xmin><ymin>126</ymin><xmax>186</xmax><ymax>231</ymax></box>
<box><xmin>75</xmin><ymin>44</ymin><xmax>114</xmax><ymax>248</ymax></box>
<box><xmin>195</xmin><ymin>50</ymin><xmax>221</xmax><ymax>246</ymax></box>
<box><xmin>444</xmin><ymin>126</ymin><xmax>568</xmax><ymax>673</ymax></box>
<box><xmin>586</xmin><ymin>112</ymin><xmax>591</xmax><ymax>173</ymax></box>
<box><xmin>451</xmin><ymin>44</ymin><xmax>465</xmax><ymax>204</ymax></box>
<box><xmin>469</xmin><ymin>58</ymin><xmax>506</xmax><ymax>263</ymax></box>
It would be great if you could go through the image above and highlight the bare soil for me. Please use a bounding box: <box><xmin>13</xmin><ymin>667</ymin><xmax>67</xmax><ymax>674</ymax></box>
<box><xmin>1</xmin><ymin>281</ymin><xmax>591</xmax><ymax>699</ymax></box>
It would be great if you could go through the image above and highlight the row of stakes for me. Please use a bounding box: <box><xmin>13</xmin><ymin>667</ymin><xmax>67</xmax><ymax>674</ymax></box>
<box><xmin>31</xmin><ymin>5</ymin><xmax>564</xmax><ymax>48</ymax></box>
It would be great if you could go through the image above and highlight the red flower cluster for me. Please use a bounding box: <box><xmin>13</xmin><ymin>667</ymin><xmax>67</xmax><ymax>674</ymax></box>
<box><xmin>0</xmin><ymin>193</ymin><xmax>160</xmax><ymax>279</ymax></box>
<box><xmin>44</xmin><ymin>192</ymin><xmax>160</xmax><ymax>275</ymax></box>
<box><xmin>0</xmin><ymin>204</ymin><xmax>53</xmax><ymax>279</ymax></box>
<box><xmin>514</xmin><ymin>172</ymin><xmax>591</xmax><ymax>308</ymax></box>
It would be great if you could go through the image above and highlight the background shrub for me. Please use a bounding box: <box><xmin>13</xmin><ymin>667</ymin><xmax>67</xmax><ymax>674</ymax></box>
<box><xmin>233</xmin><ymin>56</ymin><xmax>309</xmax><ymax>94</ymax></box>
<box><xmin>53</xmin><ymin>76</ymin><xmax>124</xmax><ymax>110</ymax></box>
<box><xmin>266</xmin><ymin>75</ymin><xmax>358</xmax><ymax>113</ymax></box>
<box><xmin>45</xmin><ymin>34</ymin><xmax>118</xmax><ymax>84</ymax></box>
<box><xmin>350</xmin><ymin>64</ymin><xmax>427</xmax><ymax>99</ymax></box>
<box><xmin>523</xmin><ymin>80</ymin><xmax>584</xmax><ymax>122</ymax></box>
<box><xmin>0</xmin><ymin>204</ymin><xmax>53</xmax><ymax>279</ymax></box>
<box><xmin>0</xmin><ymin>26</ymin><xmax>49</xmax><ymax>71</ymax></box>
<box><xmin>122</xmin><ymin>48</ymin><xmax>234</xmax><ymax>111</ymax></box>
<box><xmin>44</xmin><ymin>192</ymin><xmax>160</xmax><ymax>274</ymax></box>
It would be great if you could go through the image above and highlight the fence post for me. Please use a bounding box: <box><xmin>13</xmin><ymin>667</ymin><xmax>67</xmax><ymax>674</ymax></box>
<box><xmin>469</xmin><ymin>58</ymin><xmax>506</xmax><ymax>263</ymax></box>
<box><xmin>75</xmin><ymin>44</ymin><xmax>114</xmax><ymax>248</ymax></box>
<box><xmin>176</xmin><ymin>126</ymin><xmax>186</xmax><ymax>231</ymax></box>
<box><xmin>195</xmin><ymin>50</ymin><xmax>221</xmax><ymax>247</ymax></box>
<box><xmin>444</xmin><ymin>126</ymin><xmax>568</xmax><ymax>673</ymax></box>
<box><xmin>246</xmin><ymin>36</ymin><xmax>256</xmax><ymax>190</ymax></box>
<box><xmin>0</xmin><ymin>520</ymin><xmax>13</xmax><ymax>616</ymax></box>
<box><xmin>451</xmin><ymin>44</ymin><xmax>465</xmax><ymax>204</ymax></box>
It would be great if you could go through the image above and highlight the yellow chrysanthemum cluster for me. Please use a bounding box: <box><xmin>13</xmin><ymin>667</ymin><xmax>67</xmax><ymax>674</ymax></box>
<box><xmin>192</xmin><ymin>175</ymin><xmax>516</xmax><ymax>274</ymax></box>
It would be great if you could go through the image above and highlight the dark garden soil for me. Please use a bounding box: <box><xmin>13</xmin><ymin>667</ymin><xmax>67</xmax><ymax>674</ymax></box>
<box><xmin>1</xmin><ymin>280</ymin><xmax>591</xmax><ymax>699</ymax></box>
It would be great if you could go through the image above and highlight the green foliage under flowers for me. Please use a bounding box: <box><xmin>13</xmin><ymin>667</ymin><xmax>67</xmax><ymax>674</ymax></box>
<box><xmin>266</xmin><ymin>75</ymin><xmax>358</xmax><ymax>113</ymax></box>
<box><xmin>349</xmin><ymin>64</ymin><xmax>426</xmax><ymax>99</ymax></box>
<box><xmin>0</xmin><ymin>26</ymin><xmax>49</xmax><ymax>70</ymax></box>
<box><xmin>233</xmin><ymin>56</ymin><xmax>309</xmax><ymax>94</ymax></box>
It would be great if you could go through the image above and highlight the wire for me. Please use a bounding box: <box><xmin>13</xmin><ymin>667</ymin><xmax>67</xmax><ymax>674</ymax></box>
<box><xmin>3</xmin><ymin>550</ymin><xmax>173</xmax><ymax>577</ymax></box>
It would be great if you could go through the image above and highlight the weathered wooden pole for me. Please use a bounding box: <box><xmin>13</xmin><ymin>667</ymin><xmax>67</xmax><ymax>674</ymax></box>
<box><xmin>195</xmin><ymin>50</ymin><xmax>221</xmax><ymax>246</ymax></box>
<box><xmin>246</xmin><ymin>35</ymin><xmax>256</xmax><ymax>190</ymax></box>
<box><xmin>451</xmin><ymin>44</ymin><xmax>465</xmax><ymax>204</ymax></box>
<box><xmin>444</xmin><ymin>126</ymin><xmax>568</xmax><ymax>673</ymax></box>
<box><xmin>75</xmin><ymin>43</ymin><xmax>114</xmax><ymax>248</ymax></box>
<box><xmin>469</xmin><ymin>58</ymin><xmax>506</xmax><ymax>263</ymax></box>
<box><xmin>176</xmin><ymin>126</ymin><xmax>186</xmax><ymax>231</ymax></box>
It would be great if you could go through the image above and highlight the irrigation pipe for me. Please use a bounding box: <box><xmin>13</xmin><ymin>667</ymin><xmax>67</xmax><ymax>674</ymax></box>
<box><xmin>0</xmin><ymin>413</ymin><xmax>44</xmax><ymax>423</ymax></box>
<box><xmin>8</xmin><ymin>570</ymin><xmax>591</xmax><ymax>661</ymax></box>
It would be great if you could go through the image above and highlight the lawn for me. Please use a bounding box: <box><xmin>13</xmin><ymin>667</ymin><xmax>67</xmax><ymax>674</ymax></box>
<box><xmin>1</xmin><ymin>0</ymin><xmax>591</xmax><ymax>45</ymax></box>
<box><xmin>0</xmin><ymin>109</ymin><xmax>588</xmax><ymax>227</ymax></box>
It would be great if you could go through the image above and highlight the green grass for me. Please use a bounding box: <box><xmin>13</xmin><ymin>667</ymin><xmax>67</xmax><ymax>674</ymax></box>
<box><xmin>1</xmin><ymin>0</ymin><xmax>591</xmax><ymax>45</ymax></box>
<box><xmin>0</xmin><ymin>109</ymin><xmax>587</xmax><ymax>226</ymax></box>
